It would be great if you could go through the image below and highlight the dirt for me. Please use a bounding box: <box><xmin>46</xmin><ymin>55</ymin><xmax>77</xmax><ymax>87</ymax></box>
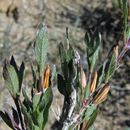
<box><xmin>0</xmin><ymin>0</ymin><xmax>130</xmax><ymax>130</ymax></box>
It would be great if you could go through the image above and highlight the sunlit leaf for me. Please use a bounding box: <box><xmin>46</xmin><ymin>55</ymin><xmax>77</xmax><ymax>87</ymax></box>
<box><xmin>35</xmin><ymin>25</ymin><xmax>48</xmax><ymax>76</ymax></box>
<box><xmin>84</xmin><ymin>104</ymin><xmax>97</xmax><ymax>120</ymax></box>
<box><xmin>21</xmin><ymin>103</ymin><xmax>33</xmax><ymax>130</ymax></box>
<box><xmin>32</xmin><ymin>92</ymin><xmax>43</xmax><ymax>110</ymax></box>
<box><xmin>3</xmin><ymin>63</ymin><xmax>19</xmax><ymax>97</ymax></box>
<box><xmin>97</xmin><ymin>60</ymin><xmax>107</xmax><ymax>87</ymax></box>
<box><xmin>105</xmin><ymin>53</ymin><xmax>117</xmax><ymax>82</ymax></box>
<box><xmin>59</xmin><ymin>42</ymin><xmax>68</xmax><ymax>80</ymax></box>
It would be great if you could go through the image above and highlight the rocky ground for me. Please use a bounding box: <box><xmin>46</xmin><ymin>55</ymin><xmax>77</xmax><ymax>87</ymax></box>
<box><xmin>0</xmin><ymin>0</ymin><xmax>130</xmax><ymax>130</ymax></box>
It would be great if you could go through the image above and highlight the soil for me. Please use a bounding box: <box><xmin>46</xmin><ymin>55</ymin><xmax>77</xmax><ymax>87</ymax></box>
<box><xmin>0</xmin><ymin>0</ymin><xmax>130</xmax><ymax>130</ymax></box>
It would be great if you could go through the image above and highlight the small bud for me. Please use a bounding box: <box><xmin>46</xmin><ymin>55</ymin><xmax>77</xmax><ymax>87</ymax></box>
<box><xmin>42</xmin><ymin>64</ymin><xmax>51</xmax><ymax>90</ymax></box>
<box><xmin>80</xmin><ymin>65</ymin><xmax>86</xmax><ymax>89</ymax></box>
<box><xmin>93</xmin><ymin>83</ymin><xmax>110</xmax><ymax>105</ymax></box>
<box><xmin>90</xmin><ymin>71</ymin><xmax>97</xmax><ymax>93</ymax></box>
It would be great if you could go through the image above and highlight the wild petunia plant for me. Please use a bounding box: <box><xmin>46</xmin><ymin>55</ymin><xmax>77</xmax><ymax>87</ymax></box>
<box><xmin>1</xmin><ymin>26</ymin><xmax>54</xmax><ymax>130</ymax></box>
<box><xmin>0</xmin><ymin>0</ymin><xmax>130</xmax><ymax>130</ymax></box>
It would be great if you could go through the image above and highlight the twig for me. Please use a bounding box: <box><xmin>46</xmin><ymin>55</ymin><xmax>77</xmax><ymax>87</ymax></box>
<box><xmin>62</xmin><ymin>88</ymin><xmax>76</xmax><ymax>130</ymax></box>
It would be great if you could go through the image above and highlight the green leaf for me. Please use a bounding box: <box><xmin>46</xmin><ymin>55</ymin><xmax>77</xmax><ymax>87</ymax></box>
<box><xmin>18</xmin><ymin>62</ymin><xmax>25</xmax><ymax>91</ymax></box>
<box><xmin>85</xmin><ymin>32</ymin><xmax>90</xmax><ymax>45</ymax></box>
<box><xmin>88</xmin><ymin>124</ymin><xmax>94</xmax><ymax>130</ymax></box>
<box><xmin>59</xmin><ymin>43</ymin><xmax>68</xmax><ymax>80</ymax></box>
<box><xmin>22</xmin><ymin>89</ymin><xmax>32</xmax><ymax>112</ymax></box>
<box><xmin>120</xmin><ymin>0</ymin><xmax>129</xmax><ymax>41</ymax></box>
<box><xmin>122</xmin><ymin>0</ymin><xmax>128</xmax><ymax>36</ymax></box>
<box><xmin>21</xmin><ymin>103</ymin><xmax>33</xmax><ymax>130</ymax></box>
<box><xmin>59</xmin><ymin>43</ymin><xmax>67</xmax><ymax>63</ymax></box>
<box><xmin>57</xmin><ymin>74</ymin><xmax>66</xmax><ymax>96</ymax></box>
<box><xmin>86</xmin><ymin>109</ymin><xmax>97</xmax><ymax>129</ymax></box>
<box><xmin>42</xmin><ymin>107</ymin><xmax>49</xmax><ymax>129</ymax></box>
<box><xmin>42</xmin><ymin>87</ymin><xmax>53</xmax><ymax>108</ymax></box>
<box><xmin>10</xmin><ymin>56</ymin><xmax>18</xmax><ymax>73</ymax></box>
<box><xmin>85</xmin><ymin>32</ymin><xmax>101</xmax><ymax>72</ymax></box>
<box><xmin>32</xmin><ymin>109</ymin><xmax>42</xmax><ymax>127</ymax></box>
<box><xmin>3</xmin><ymin>63</ymin><xmax>19</xmax><ymax>97</ymax></box>
<box><xmin>31</xmin><ymin>87</ymin><xmax>53</xmax><ymax>128</ymax></box>
<box><xmin>42</xmin><ymin>87</ymin><xmax>53</xmax><ymax>124</ymax></box>
<box><xmin>84</xmin><ymin>84</ymin><xmax>90</xmax><ymax>99</ymax></box>
<box><xmin>97</xmin><ymin>60</ymin><xmax>107</xmax><ymax>87</ymax></box>
<box><xmin>81</xmin><ymin>107</ymin><xmax>97</xmax><ymax>130</ymax></box>
<box><xmin>90</xmin><ymin>45</ymin><xmax>100</xmax><ymax>72</ymax></box>
<box><xmin>32</xmin><ymin>92</ymin><xmax>43</xmax><ymax>110</ymax></box>
<box><xmin>66</xmin><ymin>45</ymin><xmax>75</xmax><ymax>62</ymax></box>
<box><xmin>105</xmin><ymin>53</ymin><xmax>117</xmax><ymax>82</ymax></box>
<box><xmin>33</xmin><ymin>125</ymin><xmax>40</xmax><ymax>130</ymax></box>
<box><xmin>35</xmin><ymin>25</ymin><xmax>48</xmax><ymax>76</ymax></box>
<box><xmin>84</xmin><ymin>104</ymin><xmax>97</xmax><ymax>120</ymax></box>
<box><xmin>10</xmin><ymin>56</ymin><xmax>25</xmax><ymax>93</ymax></box>
<box><xmin>126</xmin><ymin>26</ymin><xmax>130</xmax><ymax>40</ymax></box>
<box><xmin>22</xmin><ymin>89</ymin><xmax>30</xmax><ymax>103</ymax></box>
<box><xmin>31</xmin><ymin>65</ymin><xmax>37</xmax><ymax>88</ymax></box>
<box><xmin>90</xmin><ymin>33</ymin><xmax>101</xmax><ymax>72</ymax></box>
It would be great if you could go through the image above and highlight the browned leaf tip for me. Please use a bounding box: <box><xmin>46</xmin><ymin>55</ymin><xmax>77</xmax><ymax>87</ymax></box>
<box><xmin>93</xmin><ymin>83</ymin><xmax>110</xmax><ymax>105</ymax></box>
<box><xmin>80</xmin><ymin>65</ymin><xmax>86</xmax><ymax>89</ymax></box>
<box><xmin>42</xmin><ymin>64</ymin><xmax>51</xmax><ymax>90</ymax></box>
<box><xmin>90</xmin><ymin>71</ymin><xmax>97</xmax><ymax>93</ymax></box>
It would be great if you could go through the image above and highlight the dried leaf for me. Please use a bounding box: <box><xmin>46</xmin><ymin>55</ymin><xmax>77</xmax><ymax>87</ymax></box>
<box><xmin>90</xmin><ymin>71</ymin><xmax>97</xmax><ymax>93</ymax></box>
<box><xmin>93</xmin><ymin>83</ymin><xmax>110</xmax><ymax>105</ymax></box>
<box><xmin>80</xmin><ymin>65</ymin><xmax>87</xmax><ymax>89</ymax></box>
<box><xmin>42</xmin><ymin>64</ymin><xmax>51</xmax><ymax>90</ymax></box>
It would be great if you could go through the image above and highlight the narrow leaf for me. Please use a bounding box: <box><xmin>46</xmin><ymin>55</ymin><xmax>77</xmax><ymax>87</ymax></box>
<box><xmin>57</xmin><ymin>74</ymin><xmax>66</xmax><ymax>96</ymax></box>
<box><xmin>19</xmin><ymin>62</ymin><xmax>25</xmax><ymax>91</ymax></box>
<box><xmin>84</xmin><ymin>104</ymin><xmax>97</xmax><ymax>120</ymax></box>
<box><xmin>21</xmin><ymin>104</ymin><xmax>33</xmax><ymax>130</ymax></box>
<box><xmin>31</xmin><ymin>65</ymin><xmax>37</xmax><ymax>88</ymax></box>
<box><xmin>105</xmin><ymin>53</ymin><xmax>117</xmax><ymax>82</ymax></box>
<box><xmin>59</xmin><ymin>43</ymin><xmax>68</xmax><ymax>80</ymax></box>
<box><xmin>35</xmin><ymin>25</ymin><xmax>48</xmax><ymax>76</ymax></box>
<box><xmin>97</xmin><ymin>60</ymin><xmax>107</xmax><ymax>87</ymax></box>
<box><xmin>32</xmin><ymin>93</ymin><xmax>43</xmax><ymax>110</ymax></box>
<box><xmin>86</xmin><ymin>109</ymin><xmax>97</xmax><ymax>129</ymax></box>
<box><xmin>3</xmin><ymin>63</ymin><xmax>19</xmax><ymax>97</ymax></box>
<box><xmin>10</xmin><ymin>56</ymin><xmax>18</xmax><ymax>74</ymax></box>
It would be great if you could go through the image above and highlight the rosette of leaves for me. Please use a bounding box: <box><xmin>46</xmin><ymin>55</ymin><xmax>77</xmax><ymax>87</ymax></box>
<box><xmin>0</xmin><ymin>25</ymin><xmax>54</xmax><ymax>130</ymax></box>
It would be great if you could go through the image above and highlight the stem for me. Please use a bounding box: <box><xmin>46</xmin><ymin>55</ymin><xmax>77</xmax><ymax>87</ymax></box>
<box><xmin>14</xmin><ymin>97</ymin><xmax>25</xmax><ymax>130</ymax></box>
<box><xmin>117</xmin><ymin>46</ymin><xmax>128</xmax><ymax>63</ymax></box>
<box><xmin>62</xmin><ymin>88</ymin><xmax>76</xmax><ymax>130</ymax></box>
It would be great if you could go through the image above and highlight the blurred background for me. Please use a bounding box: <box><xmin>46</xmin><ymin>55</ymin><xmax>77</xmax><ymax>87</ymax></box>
<box><xmin>0</xmin><ymin>0</ymin><xmax>130</xmax><ymax>130</ymax></box>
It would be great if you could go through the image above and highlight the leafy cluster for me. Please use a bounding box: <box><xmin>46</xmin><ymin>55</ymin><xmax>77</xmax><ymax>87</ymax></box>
<box><xmin>1</xmin><ymin>26</ymin><xmax>54</xmax><ymax>130</ymax></box>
